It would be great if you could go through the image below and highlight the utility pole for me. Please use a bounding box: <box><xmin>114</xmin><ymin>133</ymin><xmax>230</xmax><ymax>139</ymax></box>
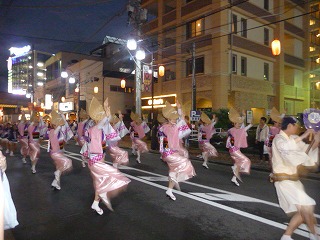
<box><xmin>151</xmin><ymin>53</ymin><xmax>154</xmax><ymax>121</ymax></box>
<box><xmin>127</xmin><ymin>0</ymin><xmax>147</xmax><ymax>117</ymax></box>
<box><xmin>32</xmin><ymin>48</ymin><xmax>37</xmax><ymax>106</ymax></box>
<box><xmin>191</xmin><ymin>42</ymin><xmax>196</xmax><ymax>111</ymax></box>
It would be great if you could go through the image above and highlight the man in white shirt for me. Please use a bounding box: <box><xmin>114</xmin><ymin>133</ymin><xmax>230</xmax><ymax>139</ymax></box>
<box><xmin>272</xmin><ymin>117</ymin><xmax>320</xmax><ymax>240</ymax></box>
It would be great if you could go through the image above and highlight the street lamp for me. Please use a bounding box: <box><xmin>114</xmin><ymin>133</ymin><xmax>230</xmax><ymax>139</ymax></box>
<box><xmin>127</xmin><ymin>38</ymin><xmax>143</xmax><ymax>116</ymax></box>
<box><xmin>127</xmin><ymin>39</ymin><xmax>161</xmax><ymax>121</ymax></box>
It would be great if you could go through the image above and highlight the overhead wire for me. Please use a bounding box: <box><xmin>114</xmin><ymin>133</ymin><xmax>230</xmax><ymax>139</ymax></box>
<box><xmin>72</xmin><ymin>3</ymin><xmax>128</xmax><ymax>52</ymax></box>
<box><xmin>0</xmin><ymin>0</ymin><xmax>115</xmax><ymax>9</ymax></box>
<box><xmin>137</xmin><ymin>3</ymin><xmax>318</xmax><ymax>66</ymax></box>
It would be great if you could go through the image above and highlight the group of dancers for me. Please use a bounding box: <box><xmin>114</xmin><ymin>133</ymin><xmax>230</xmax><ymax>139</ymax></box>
<box><xmin>1</xmin><ymin>98</ymin><xmax>319</xmax><ymax>239</ymax></box>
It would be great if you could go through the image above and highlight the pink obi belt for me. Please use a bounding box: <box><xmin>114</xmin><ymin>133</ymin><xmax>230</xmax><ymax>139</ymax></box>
<box><xmin>88</xmin><ymin>153</ymin><xmax>104</xmax><ymax>166</ymax></box>
<box><xmin>228</xmin><ymin>146</ymin><xmax>240</xmax><ymax>153</ymax></box>
<box><xmin>161</xmin><ymin>149</ymin><xmax>178</xmax><ymax>158</ymax></box>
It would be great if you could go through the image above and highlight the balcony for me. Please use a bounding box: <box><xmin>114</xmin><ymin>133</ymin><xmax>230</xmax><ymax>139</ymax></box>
<box><xmin>283</xmin><ymin>84</ymin><xmax>306</xmax><ymax>100</ymax></box>
<box><xmin>231</xmin><ymin>75</ymin><xmax>274</xmax><ymax>95</ymax></box>
<box><xmin>141</xmin><ymin>18</ymin><xmax>158</xmax><ymax>33</ymax></box>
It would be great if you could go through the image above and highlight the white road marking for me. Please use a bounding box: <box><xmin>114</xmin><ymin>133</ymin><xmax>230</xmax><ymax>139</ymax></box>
<box><xmin>189</xmin><ymin>192</ymin><xmax>263</xmax><ymax>202</ymax></box>
<box><xmin>139</xmin><ymin>176</ymin><xmax>168</xmax><ymax>181</ymax></box>
<box><xmin>124</xmin><ymin>174</ymin><xmax>311</xmax><ymax>238</ymax></box>
<box><xmin>42</xmin><ymin>145</ymin><xmax>319</xmax><ymax>238</ymax></box>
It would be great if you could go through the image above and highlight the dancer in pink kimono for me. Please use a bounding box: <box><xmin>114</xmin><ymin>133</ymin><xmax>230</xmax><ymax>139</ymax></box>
<box><xmin>28</xmin><ymin>112</ymin><xmax>44</xmax><ymax>174</ymax></box>
<box><xmin>48</xmin><ymin>111</ymin><xmax>74</xmax><ymax>190</ymax></box>
<box><xmin>265</xmin><ymin>107</ymin><xmax>285</xmax><ymax>161</ymax></box>
<box><xmin>226</xmin><ymin>108</ymin><xmax>252</xmax><ymax>186</ymax></box>
<box><xmin>108</xmin><ymin>112</ymin><xmax>129</xmax><ymax>168</ymax></box>
<box><xmin>84</xmin><ymin>97</ymin><xmax>130</xmax><ymax>215</ymax></box>
<box><xmin>158</xmin><ymin>101</ymin><xmax>196</xmax><ymax>201</ymax></box>
<box><xmin>17</xmin><ymin>113</ymin><xmax>29</xmax><ymax>164</ymax></box>
<box><xmin>76</xmin><ymin>109</ymin><xmax>91</xmax><ymax>167</ymax></box>
<box><xmin>129</xmin><ymin>111</ymin><xmax>149</xmax><ymax>163</ymax></box>
<box><xmin>198</xmin><ymin>112</ymin><xmax>218</xmax><ymax>169</ymax></box>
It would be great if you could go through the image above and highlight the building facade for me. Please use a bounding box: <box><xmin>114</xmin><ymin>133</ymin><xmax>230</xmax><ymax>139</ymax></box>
<box><xmin>309</xmin><ymin>1</ymin><xmax>320</xmax><ymax>108</ymax></box>
<box><xmin>139</xmin><ymin>0</ymin><xmax>316</xmax><ymax>121</ymax></box>
<box><xmin>8</xmin><ymin>45</ymin><xmax>51</xmax><ymax>100</ymax></box>
<box><xmin>44</xmin><ymin>49</ymin><xmax>134</xmax><ymax>120</ymax></box>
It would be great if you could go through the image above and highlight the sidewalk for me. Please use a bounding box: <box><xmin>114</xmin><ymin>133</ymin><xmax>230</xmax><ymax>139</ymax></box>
<box><xmin>119</xmin><ymin>135</ymin><xmax>320</xmax><ymax>181</ymax></box>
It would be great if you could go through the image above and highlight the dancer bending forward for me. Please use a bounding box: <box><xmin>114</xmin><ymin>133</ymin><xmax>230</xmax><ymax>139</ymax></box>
<box><xmin>158</xmin><ymin>101</ymin><xmax>196</xmax><ymax>201</ymax></box>
<box><xmin>84</xmin><ymin>97</ymin><xmax>130</xmax><ymax>215</ymax></box>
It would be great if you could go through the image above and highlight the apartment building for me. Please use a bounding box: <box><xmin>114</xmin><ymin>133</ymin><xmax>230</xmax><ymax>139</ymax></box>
<box><xmin>139</xmin><ymin>0</ymin><xmax>314</xmax><ymax>119</ymax></box>
<box><xmin>7</xmin><ymin>45</ymin><xmax>51</xmax><ymax>98</ymax></box>
<box><xmin>309</xmin><ymin>2</ymin><xmax>320</xmax><ymax>108</ymax></box>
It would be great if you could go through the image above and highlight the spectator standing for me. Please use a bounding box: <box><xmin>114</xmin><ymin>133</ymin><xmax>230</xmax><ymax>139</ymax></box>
<box><xmin>255</xmin><ymin>117</ymin><xmax>269</xmax><ymax>162</ymax></box>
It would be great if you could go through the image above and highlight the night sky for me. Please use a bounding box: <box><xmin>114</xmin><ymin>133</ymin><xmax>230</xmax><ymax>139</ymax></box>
<box><xmin>0</xmin><ymin>0</ymin><xmax>132</xmax><ymax>92</ymax></box>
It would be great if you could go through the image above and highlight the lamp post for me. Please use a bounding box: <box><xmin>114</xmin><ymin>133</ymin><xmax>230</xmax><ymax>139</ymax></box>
<box><xmin>127</xmin><ymin>39</ymin><xmax>145</xmax><ymax>117</ymax></box>
<box><xmin>61</xmin><ymin>70</ymin><xmax>80</xmax><ymax>123</ymax></box>
<box><xmin>127</xmin><ymin>39</ymin><xmax>160</xmax><ymax>122</ymax></box>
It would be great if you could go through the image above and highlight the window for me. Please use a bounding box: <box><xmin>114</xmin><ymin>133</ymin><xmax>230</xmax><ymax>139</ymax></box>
<box><xmin>241</xmin><ymin>57</ymin><xmax>247</xmax><ymax>76</ymax></box>
<box><xmin>186</xmin><ymin>56</ymin><xmax>204</xmax><ymax>76</ymax></box>
<box><xmin>264</xmin><ymin>0</ymin><xmax>269</xmax><ymax>11</ymax></box>
<box><xmin>232</xmin><ymin>14</ymin><xmax>237</xmax><ymax>33</ymax></box>
<box><xmin>163</xmin><ymin>28</ymin><xmax>176</xmax><ymax>47</ymax></box>
<box><xmin>264</xmin><ymin>28</ymin><xmax>269</xmax><ymax>46</ymax></box>
<box><xmin>232</xmin><ymin>54</ymin><xmax>237</xmax><ymax>73</ymax></box>
<box><xmin>311</xmin><ymin>4</ymin><xmax>320</xmax><ymax>19</ymax></box>
<box><xmin>164</xmin><ymin>63</ymin><xmax>176</xmax><ymax>81</ymax></box>
<box><xmin>311</xmin><ymin>30</ymin><xmax>320</xmax><ymax>45</ymax></box>
<box><xmin>110</xmin><ymin>85</ymin><xmax>133</xmax><ymax>93</ymax></box>
<box><xmin>164</xmin><ymin>0</ymin><xmax>176</xmax><ymax>14</ymax></box>
<box><xmin>241</xmin><ymin>18</ymin><xmax>247</xmax><ymax>37</ymax></box>
<box><xmin>264</xmin><ymin>63</ymin><xmax>269</xmax><ymax>80</ymax></box>
<box><xmin>187</xmin><ymin>18</ymin><xmax>204</xmax><ymax>39</ymax></box>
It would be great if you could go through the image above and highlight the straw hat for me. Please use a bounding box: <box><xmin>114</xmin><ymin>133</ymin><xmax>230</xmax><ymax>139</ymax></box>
<box><xmin>162</xmin><ymin>101</ymin><xmax>179</xmax><ymax>120</ymax></box>
<box><xmin>110</xmin><ymin>114</ymin><xmax>120</xmax><ymax>124</ymax></box>
<box><xmin>20</xmin><ymin>114</ymin><xmax>26</xmax><ymax>122</ymax></box>
<box><xmin>51</xmin><ymin>110</ymin><xmax>64</xmax><ymax>126</ymax></box>
<box><xmin>228</xmin><ymin>107</ymin><xmax>244</xmax><ymax>124</ymax></box>
<box><xmin>30</xmin><ymin>112</ymin><xmax>40</xmax><ymax>123</ymax></box>
<box><xmin>89</xmin><ymin>97</ymin><xmax>106</xmax><ymax>122</ymax></box>
<box><xmin>79</xmin><ymin>108</ymin><xmax>88</xmax><ymax>119</ymax></box>
<box><xmin>130</xmin><ymin>112</ymin><xmax>142</xmax><ymax>124</ymax></box>
<box><xmin>270</xmin><ymin>107</ymin><xmax>283</xmax><ymax>123</ymax></box>
<box><xmin>42</xmin><ymin>115</ymin><xmax>51</xmax><ymax>122</ymax></box>
<box><xmin>200</xmin><ymin>112</ymin><xmax>211</xmax><ymax>124</ymax></box>
<box><xmin>157</xmin><ymin>113</ymin><xmax>167</xmax><ymax>124</ymax></box>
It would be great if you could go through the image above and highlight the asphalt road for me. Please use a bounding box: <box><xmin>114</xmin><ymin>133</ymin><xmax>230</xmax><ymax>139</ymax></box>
<box><xmin>4</xmin><ymin>142</ymin><xmax>320</xmax><ymax>240</ymax></box>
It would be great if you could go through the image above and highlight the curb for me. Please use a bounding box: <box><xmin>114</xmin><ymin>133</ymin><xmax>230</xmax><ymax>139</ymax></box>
<box><xmin>120</xmin><ymin>145</ymin><xmax>320</xmax><ymax>181</ymax></box>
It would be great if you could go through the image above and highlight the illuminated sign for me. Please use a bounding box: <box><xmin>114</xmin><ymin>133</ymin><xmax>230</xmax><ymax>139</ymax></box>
<box><xmin>59</xmin><ymin>102</ymin><xmax>74</xmax><ymax>112</ymax></box>
<box><xmin>45</xmin><ymin>94</ymin><xmax>53</xmax><ymax>110</ymax></box>
<box><xmin>147</xmin><ymin>98</ymin><xmax>164</xmax><ymax>105</ymax></box>
<box><xmin>7</xmin><ymin>57</ymin><xmax>12</xmax><ymax>70</ymax></box>
<box><xmin>9</xmin><ymin>45</ymin><xmax>31</xmax><ymax>57</ymax></box>
<box><xmin>142</xmin><ymin>94</ymin><xmax>176</xmax><ymax>109</ymax></box>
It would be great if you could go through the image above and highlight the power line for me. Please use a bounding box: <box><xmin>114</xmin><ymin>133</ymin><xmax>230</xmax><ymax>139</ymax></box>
<box><xmin>72</xmin><ymin>3</ymin><xmax>127</xmax><ymax>52</ymax></box>
<box><xmin>139</xmin><ymin>7</ymin><xmax>318</xmax><ymax>66</ymax></box>
<box><xmin>0</xmin><ymin>0</ymin><xmax>114</xmax><ymax>9</ymax></box>
<box><xmin>0</xmin><ymin>32</ymin><xmax>100</xmax><ymax>44</ymax></box>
